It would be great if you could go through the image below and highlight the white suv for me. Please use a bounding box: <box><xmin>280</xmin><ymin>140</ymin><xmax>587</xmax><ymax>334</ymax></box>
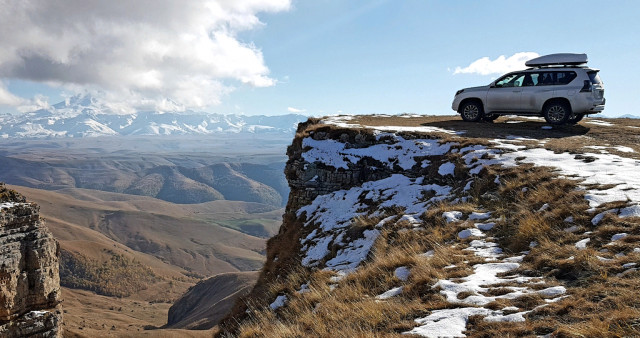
<box><xmin>452</xmin><ymin>53</ymin><xmax>605</xmax><ymax>125</ymax></box>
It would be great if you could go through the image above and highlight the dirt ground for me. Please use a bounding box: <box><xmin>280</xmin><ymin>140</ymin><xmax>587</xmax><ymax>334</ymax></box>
<box><xmin>349</xmin><ymin>114</ymin><xmax>640</xmax><ymax>159</ymax></box>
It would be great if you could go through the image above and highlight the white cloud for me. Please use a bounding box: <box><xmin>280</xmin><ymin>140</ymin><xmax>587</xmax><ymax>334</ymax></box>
<box><xmin>0</xmin><ymin>0</ymin><xmax>291</xmax><ymax>111</ymax></box>
<box><xmin>288</xmin><ymin>106</ymin><xmax>306</xmax><ymax>113</ymax></box>
<box><xmin>16</xmin><ymin>95</ymin><xmax>50</xmax><ymax>113</ymax></box>
<box><xmin>453</xmin><ymin>52</ymin><xmax>540</xmax><ymax>76</ymax></box>
<box><xmin>0</xmin><ymin>82</ymin><xmax>25</xmax><ymax>106</ymax></box>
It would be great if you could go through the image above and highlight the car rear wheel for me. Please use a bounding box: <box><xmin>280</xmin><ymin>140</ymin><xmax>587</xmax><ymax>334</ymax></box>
<box><xmin>459</xmin><ymin>101</ymin><xmax>484</xmax><ymax>122</ymax></box>
<box><xmin>567</xmin><ymin>113</ymin><xmax>584</xmax><ymax>125</ymax></box>
<box><xmin>543</xmin><ymin>101</ymin><xmax>572</xmax><ymax>125</ymax></box>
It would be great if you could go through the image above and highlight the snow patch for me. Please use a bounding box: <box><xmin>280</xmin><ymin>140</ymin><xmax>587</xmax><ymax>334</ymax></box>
<box><xmin>269</xmin><ymin>295</ymin><xmax>288</xmax><ymax>310</ymax></box>
<box><xmin>438</xmin><ymin>162</ymin><xmax>456</xmax><ymax>176</ymax></box>
<box><xmin>299</xmin><ymin>174</ymin><xmax>451</xmax><ymax>270</ymax></box>
<box><xmin>619</xmin><ymin>204</ymin><xmax>640</xmax><ymax>218</ymax></box>
<box><xmin>575</xmin><ymin>238</ymin><xmax>590</xmax><ymax>250</ymax></box>
<box><xmin>302</xmin><ymin>135</ymin><xmax>453</xmax><ymax>170</ymax></box>
<box><xmin>611</xmin><ymin>233</ymin><xmax>628</xmax><ymax>241</ymax></box>
<box><xmin>475</xmin><ymin>222</ymin><xmax>495</xmax><ymax>231</ymax></box>
<box><xmin>458</xmin><ymin>228</ymin><xmax>485</xmax><ymax>239</ymax></box>
<box><xmin>405</xmin><ymin>307</ymin><xmax>494</xmax><ymax>338</ymax></box>
<box><xmin>585</xmin><ymin>119</ymin><xmax>613</xmax><ymax>126</ymax></box>
<box><xmin>537</xmin><ymin>286</ymin><xmax>566</xmax><ymax>297</ymax></box>
<box><xmin>443</xmin><ymin>211</ymin><xmax>463</xmax><ymax>223</ymax></box>
<box><xmin>376</xmin><ymin>286</ymin><xmax>403</xmax><ymax>300</ymax></box>
<box><xmin>394</xmin><ymin>266</ymin><xmax>411</xmax><ymax>281</ymax></box>
<box><xmin>469</xmin><ymin>212</ymin><xmax>491</xmax><ymax>220</ymax></box>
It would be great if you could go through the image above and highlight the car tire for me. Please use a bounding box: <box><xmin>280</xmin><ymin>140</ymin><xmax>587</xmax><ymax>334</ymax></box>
<box><xmin>482</xmin><ymin>113</ymin><xmax>499</xmax><ymax>122</ymax></box>
<box><xmin>459</xmin><ymin>101</ymin><xmax>484</xmax><ymax>122</ymax></box>
<box><xmin>567</xmin><ymin>113</ymin><xmax>584</xmax><ymax>125</ymax></box>
<box><xmin>543</xmin><ymin>101</ymin><xmax>572</xmax><ymax>125</ymax></box>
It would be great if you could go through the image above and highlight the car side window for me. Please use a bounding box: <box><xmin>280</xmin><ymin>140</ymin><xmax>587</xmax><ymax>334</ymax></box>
<box><xmin>537</xmin><ymin>72</ymin><xmax>555</xmax><ymax>86</ymax></box>
<box><xmin>556</xmin><ymin>71</ymin><xmax>577</xmax><ymax>85</ymax></box>
<box><xmin>495</xmin><ymin>73</ymin><xmax>525</xmax><ymax>87</ymax></box>
<box><xmin>522</xmin><ymin>73</ymin><xmax>535</xmax><ymax>86</ymax></box>
<box><xmin>533</xmin><ymin>73</ymin><xmax>541</xmax><ymax>86</ymax></box>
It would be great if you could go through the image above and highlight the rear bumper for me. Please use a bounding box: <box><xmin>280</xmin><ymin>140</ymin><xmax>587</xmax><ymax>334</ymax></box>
<box><xmin>588</xmin><ymin>99</ymin><xmax>605</xmax><ymax>113</ymax></box>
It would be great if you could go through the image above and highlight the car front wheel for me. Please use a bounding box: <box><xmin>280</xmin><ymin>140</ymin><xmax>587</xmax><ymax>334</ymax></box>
<box><xmin>459</xmin><ymin>101</ymin><xmax>484</xmax><ymax>122</ymax></box>
<box><xmin>543</xmin><ymin>102</ymin><xmax>572</xmax><ymax>125</ymax></box>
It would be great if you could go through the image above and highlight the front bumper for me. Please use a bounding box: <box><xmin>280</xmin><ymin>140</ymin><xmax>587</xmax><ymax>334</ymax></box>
<box><xmin>451</xmin><ymin>98</ymin><xmax>461</xmax><ymax>112</ymax></box>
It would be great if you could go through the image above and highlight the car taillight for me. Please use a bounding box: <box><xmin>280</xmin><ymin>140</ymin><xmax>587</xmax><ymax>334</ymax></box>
<box><xmin>580</xmin><ymin>80</ymin><xmax>592</xmax><ymax>92</ymax></box>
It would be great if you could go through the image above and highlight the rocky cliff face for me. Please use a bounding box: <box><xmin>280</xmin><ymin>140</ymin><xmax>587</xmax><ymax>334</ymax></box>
<box><xmin>0</xmin><ymin>183</ymin><xmax>62</xmax><ymax>337</ymax></box>
<box><xmin>218</xmin><ymin>118</ymin><xmax>474</xmax><ymax>334</ymax></box>
<box><xmin>218</xmin><ymin>116</ymin><xmax>640</xmax><ymax>337</ymax></box>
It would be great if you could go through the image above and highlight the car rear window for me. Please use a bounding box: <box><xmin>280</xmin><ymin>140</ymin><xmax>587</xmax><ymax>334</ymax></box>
<box><xmin>588</xmin><ymin>71</ymin><xmax>602</xmax><ymax>84</ymax></box>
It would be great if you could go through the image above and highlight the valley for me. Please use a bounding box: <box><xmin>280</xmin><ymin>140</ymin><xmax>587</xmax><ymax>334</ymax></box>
<box><xmin>0</xmin><ymin>133</ymin><xmax>292</xmax><ymax>336</ymax></box>
<box><xmin>0</xmin><ymin>134</ymin><xmax>292</xmax><ymax>206</ymax></box>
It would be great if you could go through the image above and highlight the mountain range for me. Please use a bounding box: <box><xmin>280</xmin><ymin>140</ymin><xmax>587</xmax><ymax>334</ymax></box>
<box><xmin>0</xmin><ymin>95</ymin><xmax>308</xmax><ymax>138</ymax></box>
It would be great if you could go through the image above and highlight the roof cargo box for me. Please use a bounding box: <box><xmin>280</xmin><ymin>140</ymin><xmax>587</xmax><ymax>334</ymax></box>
<box><xmin>525</xmin><ymin>53</ymin><xmax>588</xmax><ymax>67</ymax></box>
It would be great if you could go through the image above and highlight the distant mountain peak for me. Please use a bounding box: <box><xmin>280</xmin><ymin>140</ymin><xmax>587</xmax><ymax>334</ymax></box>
<box><xmin>0</xmin><ymin>97</ymin><xmax>308</xmax><ymax>138</ymax></box>
<box><xmin>52</xmin><ymin>94</ymin><xmax>99</xmax><ymax>109</ymax></box>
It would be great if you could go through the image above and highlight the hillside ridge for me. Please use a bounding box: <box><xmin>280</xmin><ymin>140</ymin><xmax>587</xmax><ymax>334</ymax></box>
<box><xmin>217</xmin><ymin>115</ymin><xmax>640</xmax><ymax>337</ymax></box>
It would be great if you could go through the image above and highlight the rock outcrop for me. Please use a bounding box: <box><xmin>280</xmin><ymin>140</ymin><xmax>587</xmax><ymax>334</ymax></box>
<box><xmin>218</xmin><ymin>119</ymin><xmax>464</xmax><ymax>334</ymax></box>
<box><xmin>0</xmin><ymin>183</ymin><xmax>62</xmax><ymax>337</ymax></box>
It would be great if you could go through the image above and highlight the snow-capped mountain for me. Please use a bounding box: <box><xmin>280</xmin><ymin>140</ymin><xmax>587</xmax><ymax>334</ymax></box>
<box><xmin>0</xmin><ymin>95</ymin><xmax>308</xmax><ymax>138</ymax></box>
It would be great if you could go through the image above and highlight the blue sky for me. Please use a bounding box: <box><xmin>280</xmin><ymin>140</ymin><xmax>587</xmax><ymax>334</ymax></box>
<box><xmin>1</xmin><ymin>0</ymin><xmax>639</xmax><ymax>117</ymax></box>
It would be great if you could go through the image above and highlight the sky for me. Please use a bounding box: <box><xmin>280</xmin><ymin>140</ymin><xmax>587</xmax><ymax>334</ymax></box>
<box><xmin>1</xmin><ymin>0</ymin><xmax>639</xmax><ymax>117</ymax></box>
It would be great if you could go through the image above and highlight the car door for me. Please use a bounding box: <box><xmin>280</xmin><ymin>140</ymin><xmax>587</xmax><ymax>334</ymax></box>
<box><xmin>519</xmin><ymin>72</ymin><xmax>555</xmax><ymax>112</ymax></box>
<box><xmin>485</xmin><ymin>73</ymin><xmax>526</xmax><ymax>112</ymax></box>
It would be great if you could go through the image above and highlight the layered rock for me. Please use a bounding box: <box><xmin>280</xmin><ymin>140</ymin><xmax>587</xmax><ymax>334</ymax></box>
<box><xmin>0</xmin><ymin>184</ymin><xmax>62</xmax><ymax>337</ymax></box>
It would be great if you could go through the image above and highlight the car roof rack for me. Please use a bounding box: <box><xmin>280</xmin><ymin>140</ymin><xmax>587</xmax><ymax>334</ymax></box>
<box><xmin>526</xmin><ymin>65</ymin><xmax>585</xmax><ymax>70</ymax></box>
<box><xmin>525</xmin><ymin>53</ymin><xmax>588</xmax><ymax>67</ymax></box>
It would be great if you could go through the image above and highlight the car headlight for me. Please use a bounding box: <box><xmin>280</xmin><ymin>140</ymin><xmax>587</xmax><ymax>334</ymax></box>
<box><xmin>455</xmin><ymin>89</ymin><xmax>464</xmax><ymax>96</ymax></box>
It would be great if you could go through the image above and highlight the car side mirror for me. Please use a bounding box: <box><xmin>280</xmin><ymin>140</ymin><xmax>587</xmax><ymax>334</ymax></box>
<box><xmin>489</xmin><ymin>82</ymin><xmax>496</xmax><ymax>88</ymax></box>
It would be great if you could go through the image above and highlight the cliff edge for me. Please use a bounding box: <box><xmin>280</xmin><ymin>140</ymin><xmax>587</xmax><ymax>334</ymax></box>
<box><xmin>219</xmin><ymin>115</ymin><xmax>640</xmax><ymax>337</ymax></box>
<box><xmin>0</xmin><ymin>183</ymin><xmax>62</xmax><ymax>337</ymax></box>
